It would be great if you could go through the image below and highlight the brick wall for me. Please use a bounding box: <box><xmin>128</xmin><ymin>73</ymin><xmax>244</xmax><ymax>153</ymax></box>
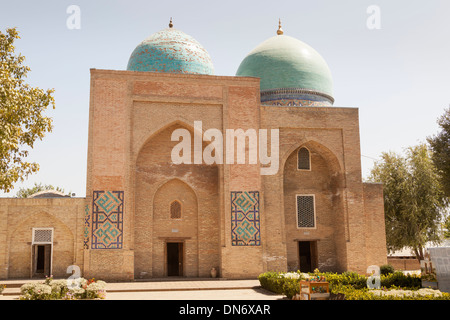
<box><xmin>0</xmin><ymin>198</ymin><xmax>84</xmax><ymax>279</ymax></box>
<box><xmin>387</xmin><ymin>257</ymin><xmax>420</xmax><ymax>271</ymax></box>
<box><xmin>363</xmin><ymin>183</ymin><xmax>388</xmax><ymax>269</ymax></box>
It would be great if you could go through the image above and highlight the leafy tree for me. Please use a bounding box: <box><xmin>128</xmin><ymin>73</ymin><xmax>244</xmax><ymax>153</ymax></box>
<box><xmin>0</xmin><ymin>28</ymin><xmax>55</xmax><ymax>193</ymax></box>
<box><xmin>15</xmin><ymin>182</ymin><xmax>67</xmax><ymax>198</ymax></box>
<box><xmin>428</xmin><ymin>107</ymin><xmax>450</xmax><ymax>198</ymax></box>
<box><xmin>443</xmin><ymin>216</ymin><xmax>450</xmax><ymax>240</ymax></box>
<box><xmin>368</xmin><ymin>144</ymin><xmax>447</xmax><ymax>261</ymax></box>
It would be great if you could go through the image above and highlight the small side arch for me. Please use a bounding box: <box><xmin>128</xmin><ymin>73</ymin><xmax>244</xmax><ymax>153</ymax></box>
<box><xmin>8</xmin><ymin>211</ymin><xmax>75</xmax><ymax>279</ymax></box>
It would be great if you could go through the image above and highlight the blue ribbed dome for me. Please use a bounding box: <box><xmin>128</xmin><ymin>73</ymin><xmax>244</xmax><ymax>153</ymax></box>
<box><xmin>127</xmin><ymin>25</ymin><xmax>214</xmax><ymax>75</ymax></box>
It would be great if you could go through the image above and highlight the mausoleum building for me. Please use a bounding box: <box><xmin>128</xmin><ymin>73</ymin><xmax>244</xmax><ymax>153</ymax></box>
<box><xmin>0</xmin><ymin>20</ymin><xmax>387</xmax><ymax>281</ymax></box>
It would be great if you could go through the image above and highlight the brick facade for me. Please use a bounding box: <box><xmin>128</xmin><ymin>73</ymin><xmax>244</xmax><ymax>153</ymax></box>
<box><xmin>0</xmin><ymin>70</ymin><xmax>387</xmax><ymax>280</ymax></box>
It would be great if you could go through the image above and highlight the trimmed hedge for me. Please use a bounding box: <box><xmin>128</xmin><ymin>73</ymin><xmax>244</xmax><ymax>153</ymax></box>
<box><xmin>258</xmin><ymin>270</ymin><xmax>449</xmax><ymax>300</ymax></box>
<box><xmin>380</xmin><ymin>264</ymin><xmax>395</xmax><ymax>276</ymax></box>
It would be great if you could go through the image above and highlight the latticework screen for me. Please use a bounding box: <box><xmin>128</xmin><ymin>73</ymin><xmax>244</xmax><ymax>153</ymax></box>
<box><xmin>297</xmin><ymin>196</ymin><xmax>315</xmax><ymax>228</ymax></box>
<box><xmin>32</xmin><ymin>228</ymin><xmax>53</xmax><ymax>244</ymax></box>
<box><xmin>170</xmin><ymin>201</ymin><xmax>182</xmax><ymax>219</ymax></box>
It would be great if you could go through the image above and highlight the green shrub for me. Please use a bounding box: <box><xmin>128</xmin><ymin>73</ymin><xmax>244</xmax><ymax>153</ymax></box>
<box><xmin>328</xmin><ymin>271</ymin><xmax>367</xmax><ymax>289</ymax></box>
<box><xmin>257</xmin><ymin>271</ymin><xmax>284</xmax><ymax>294</ymax></box>
<box><xmin>381</xmin><ymin>271</ymin><xmax>421</xmax><ymax>289</ymax></box>
<box><xmin>258</xmin><ymin>270</ymin><xmax>440</xmax><ymax>300</ymax></box>
<box><xmin>258</xmin><ymin>271</ymin><xmax>306</xmax><ymax>299</ymax></box>
<box><xmin>332</xmin><ymin>285</ymin><xmax>450</xmax><ymax>300</ymax></box>
<box><xmin>380</xmin><ymin>264</ymin><xmax>395</xmax><ymax>276</ymax></box>
<box><xmin>282</xmin><ymin>281</ymin><xmax>301</xmax><ymax>300</ymax></box>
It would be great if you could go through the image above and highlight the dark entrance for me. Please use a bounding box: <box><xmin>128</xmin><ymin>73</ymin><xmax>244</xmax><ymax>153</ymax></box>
<box><xmin>298</xmin><ymin>241</ymin><xmax>317</xmax><ymax>272</ymax></box>
<box><xmin>167</xmin><ymin>242</ymin><xmax>183</xmax><ymax>276</ymax></box>
<box><xmin>32</xmin><ymin>244</ymin><xmax>51</xmax><ymax>277</ymax></box>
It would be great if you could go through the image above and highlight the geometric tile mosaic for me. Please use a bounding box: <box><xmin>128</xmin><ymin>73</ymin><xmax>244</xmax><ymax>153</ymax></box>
<box><xmin>83</xmin><ymin>204</ymin><xmax>90</xmax><ymax>249</ymax></box>
<box><xmin>231</xmin><ymin>191</ymin><xmax>261</xmax><ymax>246</ymax></box>
<box><xmin>91</xmin><ymin>191</ymin><xmax>124</xmax><ymax>249</ymax></box>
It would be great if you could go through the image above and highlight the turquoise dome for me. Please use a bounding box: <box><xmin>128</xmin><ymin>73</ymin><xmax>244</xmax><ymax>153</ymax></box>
<box><xmin>236</xmin><ymin>31</ymin><xmax>334</xmax><ymax>106</ymax></box>
<box><xmin>127</xmin><ymin>25</ymin><xmax>214</xmax><ymax>75</ymax></box>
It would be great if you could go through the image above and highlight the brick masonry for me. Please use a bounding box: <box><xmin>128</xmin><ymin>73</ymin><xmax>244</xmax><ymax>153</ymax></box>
<box><xmin>0</xmin><ymin>70</ymin><xmax>387</xmax><ymax>280</ymax></box>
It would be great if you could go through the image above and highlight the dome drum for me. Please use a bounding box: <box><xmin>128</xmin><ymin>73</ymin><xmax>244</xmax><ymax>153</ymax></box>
<box><xmin>260</xmin><ymin>88</ymin><xmax>334</xmax><ymax>106</ymax></box>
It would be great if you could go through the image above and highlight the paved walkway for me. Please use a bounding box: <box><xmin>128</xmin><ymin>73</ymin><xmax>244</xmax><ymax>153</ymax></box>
<box><xmin>0</xmin><ymin>278</ymin><xmax>286</xmax><ymax>300</ymax></box>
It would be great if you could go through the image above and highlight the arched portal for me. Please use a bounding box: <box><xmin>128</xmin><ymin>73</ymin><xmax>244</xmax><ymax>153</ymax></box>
<box><xmin>133</xmin><ymin>122</ymin><xmax>220</xmax><ymax>278</ymax></box>
<box><xmin>153</xmin><ymin>179</ymin><xmax>198</xmax><ymax>277</ymax></box>
<box><xmin>8</xmin><ymin>212</ymin><xmax>74</xmax><ymax>279</ymax></box>
<box><xmin>282</xmin><ymin>140</ymin><xmax>346</xmax><ymax>272</ymax></box>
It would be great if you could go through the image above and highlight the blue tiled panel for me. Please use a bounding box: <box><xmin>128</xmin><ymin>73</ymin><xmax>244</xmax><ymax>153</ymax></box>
<box><xmin>231</xmin><ymin>191</ymin><xmax>261</xmax><ymax>246</ymax></box>
<box><xmin>83</xmin><ymin>204</ymin><xmax>90</xmax><ymax>249</ymax></box>
<box><xmin>91</xmin><ymin>191</ymin><xmax>124</xmax><ymax>249</ymax></box>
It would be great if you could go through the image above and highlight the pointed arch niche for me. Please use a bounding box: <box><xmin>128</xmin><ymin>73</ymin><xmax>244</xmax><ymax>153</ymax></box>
<box><xmin>133</xmin><ymin>122</ymin><xmax>220</xmax><ymax>279</ymax></box>
<box><xmin>282</xmin><ymin>140</ymin><xmax>346</xmax><ymax>273</ymax></box>
<box><xmin>8</xmin><ymin>212</ymin><xmax>74</xmax><ymax>279</ymax></box>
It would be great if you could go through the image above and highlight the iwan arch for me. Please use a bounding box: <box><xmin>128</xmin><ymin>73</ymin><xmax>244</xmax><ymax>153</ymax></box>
<box><xmin>0</xmin><ymin>21</ymin><xmax>387</xmax><ymax>281</ymax></box>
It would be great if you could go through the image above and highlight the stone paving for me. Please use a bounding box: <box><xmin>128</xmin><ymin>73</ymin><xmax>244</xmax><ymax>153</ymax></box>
<box><xmin>105</xmin><ymin>288</ymin><xmax>285</xmax><ymax>300</ymax></box>
<box><xmin>0</xmin><ymin>278</ymin><xmax>286</xmax><ymax>300</ymax></box>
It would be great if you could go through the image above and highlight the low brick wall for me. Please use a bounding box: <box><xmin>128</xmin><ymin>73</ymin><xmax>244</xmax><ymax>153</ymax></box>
<box><xmin>387</xmin><ymin>257</ymin><xmax>420</xmax><ymax>271</ymax></box>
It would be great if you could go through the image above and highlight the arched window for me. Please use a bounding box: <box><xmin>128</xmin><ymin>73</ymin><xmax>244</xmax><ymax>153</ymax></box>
<box><xmin>297</xmin><ymin>147</ymin><xmax>311</xmax><ymax>170</ymax></box>
<box><xmin>170</xmin><ymin>200</ymin><xmax>182</xmax><ymax>219</ymax></box>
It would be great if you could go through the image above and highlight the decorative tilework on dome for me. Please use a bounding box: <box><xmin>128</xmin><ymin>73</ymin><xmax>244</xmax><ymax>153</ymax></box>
<box><xmin>236</xmin><ymin>32</ymin><xmax>334</xmax><ymax>106</ymax></box>
<box><xmin>127</xmin><ymin>28</ymin><xmax>214</xmax><ymax>75</ymax></box>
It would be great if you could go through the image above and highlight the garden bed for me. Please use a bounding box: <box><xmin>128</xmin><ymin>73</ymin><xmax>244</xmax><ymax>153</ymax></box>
<box><xmin>19</xmin><ymin>276</ymin><xmax>106</xmax><ymax>300</ymax></box>
<box><xmin>258</xmin><ymin>270</ymin><xmax>450</xmax><ymax>300</ymax></box>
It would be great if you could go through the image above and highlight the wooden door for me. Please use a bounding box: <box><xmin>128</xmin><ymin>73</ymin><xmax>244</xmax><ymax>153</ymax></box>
<box><xmin>167</xmin><ymin>242</ymin><xmax>183</xmax><ymax>276</ymax></box>
<box><xmin>298</xmin><ymin>241</ymin><xmax>318</xmax><ymax>272</ymax></box>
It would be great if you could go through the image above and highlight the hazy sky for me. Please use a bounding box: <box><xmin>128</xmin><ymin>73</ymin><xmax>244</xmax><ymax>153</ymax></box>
<box><xmin>1</xmin><ymin>0</ymin><xmax>449</xmax><ymax>197</ymax></box>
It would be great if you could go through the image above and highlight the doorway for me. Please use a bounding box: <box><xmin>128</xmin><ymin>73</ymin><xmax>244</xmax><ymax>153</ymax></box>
<box><xmin>298</xmin><ymin>241</ymin><xmax>317</xmax><ymax>272</ymax></box>
<box><xmin>32</xmin><ymin>244</ymin><xmax>52</xmax><ymax>277</ymax></box>
<box><xmin>167</xmin><ymin>242</ymin><xmax>183</xmax><ymax>276</ymax></box>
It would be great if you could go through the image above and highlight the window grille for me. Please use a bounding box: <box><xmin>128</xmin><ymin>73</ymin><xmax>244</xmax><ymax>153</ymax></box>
<box><xmin>170</xmin><ymin>201</ymin><xmax>181</xmax><ymax>219</ymax></box>
<box><xmin>297</xmin><ymin>147</ymin><xmax>310</xmax><ymax>170</ymax></box>
<box><xmin>32</xmin><ymin>228</ymin><xmax>53</xmax><ymax>244</ymax></box>
<box><xmin>296</xmin><ymin>196</ymin><xmax>315</xmax><ymax>228</ymax></box>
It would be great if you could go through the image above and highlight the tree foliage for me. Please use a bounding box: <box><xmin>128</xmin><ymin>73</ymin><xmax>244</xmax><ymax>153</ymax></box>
<box><xmin>0</xmin><ymin>28</ymin><xmax>55</xmax><ymax>193</ymax></box>
<box><xmin>368</xmin><ymin>144</ymin><xmax>447</xmax><ymax>260</ymax></box>
<box><xmin>428</xmin><ymin>107</ymin><xmax>450</xmax><ymax>198</ymax></box>
<box><xmin>443</xmin><ymin>216</ymin><xmax>450</xmax><ymax>240</ymax></box>
<box><xmin>15</xmin><ymin>182</ymin><xmax>66</xmax><ymax>198</ymax></box>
